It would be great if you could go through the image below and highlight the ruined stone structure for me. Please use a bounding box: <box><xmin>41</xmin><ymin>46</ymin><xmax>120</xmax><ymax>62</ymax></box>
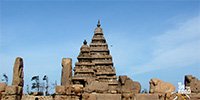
<box><xmin>1</xmin><ymin>57</ymin><xmax>24</xmax><ymax>100</ymax></box>
<box><xmin>54</xmin><ymin>21</ymin><xmax>142</xmax><ymax>100</ymax></box>
<box><xmin>185</xmin><ymin>75</ymin><xmax>200</xmax><ymax>93</ymax></box>
<box><xmin>52</xmin><ymin>21</ymin><xmax>200</xmax><ymax>100</ymax></box>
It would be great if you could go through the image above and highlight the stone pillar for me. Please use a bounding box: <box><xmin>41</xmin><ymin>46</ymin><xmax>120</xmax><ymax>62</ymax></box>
<box><xmin>61</xmin><ymin>58</ymin><xmax>72</xmax><ymax>86</ymax></box>
<box><xmin>55</xmin><ymin>58</ymin><xmax>73</xmax><ymax>100</ymax></box>
<box><xmin>12</xmin><ymin>57</ymin><xmax>24</xmax><ymax>87</ymax></box>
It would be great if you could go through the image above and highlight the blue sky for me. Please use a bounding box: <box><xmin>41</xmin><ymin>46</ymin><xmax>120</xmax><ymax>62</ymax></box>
<box><xmin>0</xmin><ymin>0</ymin><xmax>200</xmax><ymax>93</ymax></box>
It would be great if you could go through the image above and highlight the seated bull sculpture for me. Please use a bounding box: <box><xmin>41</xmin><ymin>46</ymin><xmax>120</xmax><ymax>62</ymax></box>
<box><xmin>149</xmin><ymin>78</ymin><xmax>175</xmax><ymax>93</ymax></box>
<box><xmin>118</xmin><ymin>75</ymin><xmax>141</xmax><ymax>94</ymax></box>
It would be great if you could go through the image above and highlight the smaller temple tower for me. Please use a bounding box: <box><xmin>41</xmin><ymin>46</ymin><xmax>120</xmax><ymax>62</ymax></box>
<box><xmin>73</xmin><ymin>40</ymin><xmax>95</xmax><ymax>86</ymax></box>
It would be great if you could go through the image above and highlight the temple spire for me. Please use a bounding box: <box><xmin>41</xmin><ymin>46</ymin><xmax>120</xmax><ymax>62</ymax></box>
<box><xmin>97</xmin><ymin>20</ymin><xmax>101</xmax><ymax>27</ymax></box>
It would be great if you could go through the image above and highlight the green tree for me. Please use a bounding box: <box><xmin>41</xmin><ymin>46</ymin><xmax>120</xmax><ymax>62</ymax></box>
<box><xmin>31</xmin><ymin>76</ymin><xmax>40</xmax><ymax>92</ymax></box>
<box><xmin>43</xmin><ymin>75</ymin><xmax>49</xmax><ymax>95</ymax></box>
<box><xmin>1</xmin><ymin>73</ymin><xmax>8</xmax><ymax>84</ymax></box>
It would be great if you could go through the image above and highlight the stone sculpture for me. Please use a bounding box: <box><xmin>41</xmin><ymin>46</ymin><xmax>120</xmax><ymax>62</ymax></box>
<box><xmin>149</xmin><ymin>78</ymin><xmax>175</xmax><ymax>93</ymax></box>
<box><xmin>185</xmin><ymin>75</ymin><xmax>200</xmax><ymax>93</ymax></box>
<box><xmin>118</xmin><ymin>75</ymin><xmax>141</xmax><ymax>94</ymax></box>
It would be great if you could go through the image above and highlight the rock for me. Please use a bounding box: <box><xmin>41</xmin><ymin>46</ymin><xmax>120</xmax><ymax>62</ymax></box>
<box><xmin>184</xmin><ymin>75</ymin><xmax>200</xmax><ymax>93</ymax></box>
<box><xmin>12</xmin><ymin>57</ymin><xmax>24</xmax><ymax>87</ymax></box>
<box><xmin>84</xmin><ymin>81</ymin><xmax>109</xmax><ymax>93</ymax></box>
<box><xmin>149</xmin><ymin>78</ymin><xmax>175</xmax><ymax>93</ymax></box>
<box><xmin>118</xmin><ymin>75</ymin><xmax>141</xmax><ymax>94</ymax></box>
<box><xmin>0</xmin><ymin>83</ymin><xmax>7</xmax><ymax>92</ymax></box>
<box><xmin>61</xmin><ymin>58</ymin><xmax>72</xmax><ymax>86</ymax></box>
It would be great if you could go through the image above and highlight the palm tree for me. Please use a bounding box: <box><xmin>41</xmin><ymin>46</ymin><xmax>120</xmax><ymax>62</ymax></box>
<box><xmin>43</xmin><ymin>75</ymin><xmax>49</xmax><ymax>95</ymax></box>
<box><xmin>26</xmin><ymin>84</ymin><xmax>30</xmax><ymax>94</ymax></box>
<box><xmin>31</xmin><ymin>76</ymin><xmax>40</xmax><ymax>92</ymax></box>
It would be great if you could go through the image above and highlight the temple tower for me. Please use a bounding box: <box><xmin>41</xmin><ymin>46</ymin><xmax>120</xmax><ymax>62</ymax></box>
<box><xmin>73</xmin><ymin>40</ymin><xmax>95</xmax><ymax>86</ymax></box>
<box><xmin>89</xmin><ymin>20</ymin><xmax>117</xmax><ymax>82</ymax></box>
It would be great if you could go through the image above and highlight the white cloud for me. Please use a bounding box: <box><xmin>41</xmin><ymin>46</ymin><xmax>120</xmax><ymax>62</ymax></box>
<box><xmin>133</xmin><ymin>16</ymin><xmax>200</xmax><ymax>74</ymax></box>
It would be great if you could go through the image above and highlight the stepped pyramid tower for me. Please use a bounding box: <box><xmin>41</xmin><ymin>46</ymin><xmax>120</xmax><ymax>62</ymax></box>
<box><xmin>72</xmin><ymin>20</ymin><xmax>118</xmax><ymax>87</ymax></box>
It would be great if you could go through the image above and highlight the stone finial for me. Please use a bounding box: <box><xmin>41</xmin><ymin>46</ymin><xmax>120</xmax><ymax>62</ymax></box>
<box><xmin>12</xmin><ymin>57</ymin><xmax>24</xmax><ymax>87</ymax></box>
<box><xmin>83</xmin><ymin>40</ymin><xmax>87</xmax><ymax>45</ymax></box>
<box><xmin>61</xmin><ymin>58</ymin><xmax>72</xmax><ymax>86</ymax></box>
<box><xmin>97</xmin><ymin>20</ymin><xmax>101</xmax><ymax>27</ymax></box>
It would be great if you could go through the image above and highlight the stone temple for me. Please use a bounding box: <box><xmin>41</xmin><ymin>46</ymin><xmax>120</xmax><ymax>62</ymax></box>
<box><xmin>72</xmin><ymin>20</ymin><xmax>118</xmax><ymax>89</ymax></box>
<box><xmin>0</xmin><ymin>20</ymin><xmax>200</xmax><ymax>100</ymax></box>
<box><xmin>54</xmin><ymin>20</ymin><xmax>142</xmax><ymax>100</ymax></box>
